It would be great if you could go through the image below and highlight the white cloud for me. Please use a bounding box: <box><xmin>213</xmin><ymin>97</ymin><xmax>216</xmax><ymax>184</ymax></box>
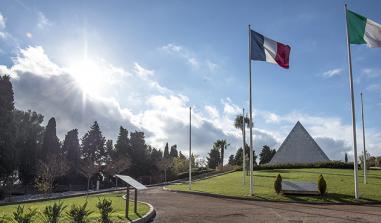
<box><xmin>160</xmin><ymin>43</ymin><xmax>218</xmax><ymax>72</ymax></box>
<box><xmin>223</xmin><ymin>98</ymin><xmax>241</xmax><ymax>115</ymax></box>
<box><xmin>133</xmin><ymin>62</ymin><xmax>154</xmax><ymax>78</ymax></box>
<box><xmin>12</xmin><ymin>46</ymin><xmax>61</xmax><ymax>77</ymax></box>
<box><xmin>0</xmin><ymin>13</ymin><xmax>6</xmax><ymax>29</ymax></box>
<box><xmin>321</xmin><ymin>68</ymin><xmax>343</xmax><ymax>78</ymax></box>
<box><xmin>362</xmin><ymin>68</ymin><xmax>381</xmax><ymax>78</ymax></box>
<box><xmin>366</xmin><ymin>84</ymin><xmax>381</xmax><ymax>92</ymax></box>
<box><xmin>37</xmin><ymin>12</ymin><xmax>52</xmax><ymax>29</ymax></box>
<box><xmin>26</xmin><ymin>32</ymin><xmax>32</xmax><ymax>38</ymax></box>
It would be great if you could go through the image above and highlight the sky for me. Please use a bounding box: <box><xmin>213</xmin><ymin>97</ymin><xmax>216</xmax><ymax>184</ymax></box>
<box><xmin>0</xmin><ymin>0</ymin><xmax>380</xmax><ymax>162</ymax></box>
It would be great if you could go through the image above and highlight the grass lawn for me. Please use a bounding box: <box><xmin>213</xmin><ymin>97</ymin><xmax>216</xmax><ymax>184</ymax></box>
<box><xmin>168</xmin><ymin>168</ymin><xmax>381</xmax><ymax>203</ymax></box>
<box><xmin>0</xmin><ymin>192</ymin><xmax>150</xmax><ymax>222</ymax></box>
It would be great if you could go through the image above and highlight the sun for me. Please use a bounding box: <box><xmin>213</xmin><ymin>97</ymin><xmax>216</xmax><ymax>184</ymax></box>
<box><xmin>68</xmin><ymin>58</ymin><xmax>104</xmax><ymax>97</ymax></box>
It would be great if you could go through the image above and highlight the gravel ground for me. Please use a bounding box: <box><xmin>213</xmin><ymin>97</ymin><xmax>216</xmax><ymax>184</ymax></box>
<box><xmin>139</xmin><ymin>187</ymin><xmax>381</xmax><ymax>223</ymax></box>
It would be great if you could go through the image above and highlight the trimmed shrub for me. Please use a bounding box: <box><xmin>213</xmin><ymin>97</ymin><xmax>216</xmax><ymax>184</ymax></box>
<box><xmin>96</xmin><ymin>198</ymin><xmax>113</xmax><ymax>223</ymax></box>
<box><xmin>40</xmin><ymin>201</ymin><xmax>67</xmax><ymax>223</ymax></box>
<box><xmin>66</xmin><ymin>202</ymin><xmax>92</xmax><ymax>223</ymax></box>
<box><xmin>13</xmin><ymin>205</ymin><xmax>38</xmax><ymax>223</ymax></box>
<box><xmin>255</xmin><ymin>161</ymin><xmax>355</xmax><ymax>170</ymax></box>
<box><xmin>274</xmin><ymin>174</ymin><xmax>282</xmax><ymax>194</ymax></box>
<box><xmin>318</xmin><ymin>174</ymin><xmax>327</xmax><ymax>195</ymax></box>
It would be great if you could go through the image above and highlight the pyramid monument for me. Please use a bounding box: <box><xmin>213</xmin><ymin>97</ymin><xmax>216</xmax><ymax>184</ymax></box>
<box><xmin>269</xmin><ymin>121</ymin><xmax>329</xmax><ymax>164</ymax></box>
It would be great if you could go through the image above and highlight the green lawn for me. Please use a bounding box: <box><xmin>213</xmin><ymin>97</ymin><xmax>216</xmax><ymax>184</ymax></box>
<box><xmin>0</xmin><ymin>192</ymin><xmax>150</xmax><ymax>222</ymax></box>
<box><xmin>168</xmin><ymin>168</ymin><xmax>381</xmax><ymax>203</ymax></box>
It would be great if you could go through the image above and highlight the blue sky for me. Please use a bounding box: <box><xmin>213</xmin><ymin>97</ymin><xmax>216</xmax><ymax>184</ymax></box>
<box><xmin>0</xmin><ymin>0</ymin><xmax>380</xmax><ymax>161</ymax></box>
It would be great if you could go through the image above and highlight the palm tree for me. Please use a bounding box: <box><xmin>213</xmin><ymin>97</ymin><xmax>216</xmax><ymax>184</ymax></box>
<box><xmin>213</xmin><ymin>139</ymin><xmax>229</xmax><ymax>166</ymax></box>
<box><xmin>234</xmin><ymin>114</ymin><xmax>250</xmax><ymax>131</ymax></box>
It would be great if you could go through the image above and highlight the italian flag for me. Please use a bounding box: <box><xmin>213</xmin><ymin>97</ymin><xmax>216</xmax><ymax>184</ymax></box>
<box><xmin>347</xmin><ymin>10</ymin><xmax>381</xmax><ymax>48</ymax></box>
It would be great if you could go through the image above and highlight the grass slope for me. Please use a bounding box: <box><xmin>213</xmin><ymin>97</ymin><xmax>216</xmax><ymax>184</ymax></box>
<box><xmin>168</xmin><ymin>168</ymin><xmax>381</xmax><ymax>203</ymax></box>
<box><xmin>0</xmin><ymin>192</ymin><xmax>150</xmax><ymax>222</ymax></box>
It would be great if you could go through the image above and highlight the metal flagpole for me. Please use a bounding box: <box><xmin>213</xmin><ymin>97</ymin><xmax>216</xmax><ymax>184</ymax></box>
<box><xmin>248</xmin><ymin>24</ymin><xmax>254</xmax><ymax>195</ymax></box>
<box><xmin>361</xmin><ymin>92</ymin><xmax>367</xmax><ymax>184</ymax></box>
<box><xmin>344</xmin><ymin>4</ymin><xmax>359</xmax><ymax>199</ymax></box>
<box><xmin>189</xmin><ymin>106</ymin><xmax>192</xmax><ymax>190</ymax></box>
<box><xmin>242</xmin><ymin>108</ymin><xmax>246</xmax><ymax>185</ymax></box>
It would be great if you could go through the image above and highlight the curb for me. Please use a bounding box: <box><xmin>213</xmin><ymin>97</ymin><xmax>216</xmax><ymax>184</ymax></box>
<box><xmin>121</xmin><ymin>195</ymin><xmax>156</xmax><ymax>223</ymax></box>
<box><xmin>163</xmin><ymin>187</ymin><xmax>381</xmax><ymax>206</ymax></box>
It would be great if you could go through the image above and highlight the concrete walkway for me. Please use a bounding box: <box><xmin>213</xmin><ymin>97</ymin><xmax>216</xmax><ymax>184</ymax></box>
<box><xmin>140</xmin><ymin>187</ymin><xmax>381</xmax><ymax>223</ymax></box>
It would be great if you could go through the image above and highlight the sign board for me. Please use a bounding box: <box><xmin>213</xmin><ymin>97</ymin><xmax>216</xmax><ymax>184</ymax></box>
<box><xmin>115</xmin><ymin>174</ymin><xmax>147</xmax><ymax>190</ymax></box>
<box><xmin>281</xmin><ymin>181</ymin><xmax>319</xmax><ymax>195</ymax></box>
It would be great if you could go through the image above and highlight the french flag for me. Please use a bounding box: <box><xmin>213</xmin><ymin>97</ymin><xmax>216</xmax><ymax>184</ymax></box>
<box><xmin>250</xmin><ymin>30</ymin><xmax>291</xmax><ymax>69</ymax></box>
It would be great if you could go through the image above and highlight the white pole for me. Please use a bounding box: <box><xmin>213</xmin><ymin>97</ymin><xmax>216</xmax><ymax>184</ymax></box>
<box><xmin>344</xmin><ymin>4</ymin><xmax>359</xmax><ymax>199</ymax></box>
<box><xmin>248</xmin><ymin>24</ymin><xmax>254</xmax><ymax>196</ymax></box>
<box><xmin>189</xmin><ymin>106</ymin><xmax>192</xmax><ymax>190</ymax></box>
<box><xmin>361</xmin><ymin>92</ymin><xmax>367</xmax><ymax>184</ymax></box>
<box><xmin>242</xmin><ymin>108</ymin><xmax>246</xmax><ymax>185</ymax></box>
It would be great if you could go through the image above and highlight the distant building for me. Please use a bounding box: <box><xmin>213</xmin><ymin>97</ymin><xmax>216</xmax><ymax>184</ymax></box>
<box><xmin>269</xmin><ymin>121</ymin><xmax>329</xmax><ymax>164</ymax></box>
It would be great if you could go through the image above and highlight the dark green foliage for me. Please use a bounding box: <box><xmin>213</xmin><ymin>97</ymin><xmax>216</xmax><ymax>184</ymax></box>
<box><xmin>213</xmin><ymin>139</ymin><xmax>229</xmax><ymax>166</ymax></box>
<box><xmin>104</xmin><ymin>140</ymin><xmax>113</xmax><ymax>165</ymax></box>
<box><xmin>0</xmin><ymin>75</ymin><xmax>16</xmax><ymax>183</ymax></box>
<box><xmin>14</xmin><ymin>109</ymin><xmax>44</xmax><ymax>185</ymax></box>
<box><xmin>169</xmin><ymin>145</ymin><xmax>178</xmax><ymax>158</ymax></box>
<box><xmin>12</xmin><ymin>205</ymin><xmax>38</xmax><ymax>223</ymax></box>
<box><xmin>207</xmin><ymin>147</ymin><xmax>220</xmax><ymax>169</ymax></box>
<box><xmin>274</xmin><ymin>174</ymin><xmax>282</xmax><ymax>194</ymax></box>
<box><xmin>176</xmin><ymin>169</ymin><xmax>213</xmax><ymax>179</ymax></box>
<box><xmin>228</xmin><ymin>155</ymin><xmax>235</xmax><ymax>165</ymax></box>
<box><xmin>259</xmin><ymin>145</ymin><xmax>276</xmax><ymax>165</ymax></box>
<box><xmin>96</xmin><ymin>198</ymin><xmax>113</xmax><ymax>223</ymax></box>
<box><xmin>114</xmin><ymin>126</ymin><xmax>130</xmax><ymax>157</ymax></box>
<box><xmin>233</xmin><ymin>114</ymin><xmax>250</xmax><ymax>131</ymax></box>
<box><xmin>345</xmin><ymin>153</ymin><xmax>348</xmax><ymax>163</ymax></box>
<box><xmin>66</xmin><ymin>202</ymin><xmax>92</xmax><ymax>223</ymax></box>
<box><xmin>41</xmin><ymin>117</ymin><xmax>60</xmax><ymax>160</ymax></box>
<box><xmin>255</xmin><ymin>161</ymin><xmax>355</xmax><ymax>170</ymax></box>
<box><xmin>318</xmin><ymin>174</ymin><xmax>327</xmax><ymax>195</ymax></box>
<box><xmin>179</xmin><ymin>151</ymin><xmax>186</xmax><ymax>160</ymax></box>
<box><xmin>129</xmin><ymin>131</ymin><xmax>149</xmax><ymax>177</ymax></box>
<box><xmin>163</xmin><ymin>143</ymin><xmax>169</xmax><ymax>158</ymax></box>
<box><xmin>81</xmin><ymin>121</ymin><xmax>106</xmax><ymax>165</ymax></box>
<box><xmin>40</xmin><ymin>201</ymin><xmax>67</xmax><ymax>223</ymax></box>
<box><xmin>63</xmin><ymin>129</ymin><xmax>81</xmax><ymax>177</ymax></box>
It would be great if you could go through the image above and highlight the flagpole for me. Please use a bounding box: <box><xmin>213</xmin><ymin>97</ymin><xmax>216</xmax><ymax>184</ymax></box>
<box><xmin>360</xmin><ymin>92</ymin><xmax>367</xmax><ymax>184</ymax></box>
<box><xmin>189</xmin><ymin>106</ymin><xmax>192</xmax><ymax>190</ymax></box>
<box><xmin>242</xmin><ymin>108</ymin><xmax>246</xmax><ymax>185</ymax></box>
<box><xmin>248</xmin><ymin>24</ymin><xmax>254</xmax><ymax>196</ymax></box>
<box><xmin>345</xmin><ymin>4</ymin><xmax>359</xmax><ymax>199</ymax></box>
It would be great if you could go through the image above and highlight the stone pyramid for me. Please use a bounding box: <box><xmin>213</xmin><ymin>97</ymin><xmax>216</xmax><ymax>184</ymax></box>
<box><xmin>269</xmin><ymin>121</ymin><xmax>329</xmax><ymax>164</ymax></box>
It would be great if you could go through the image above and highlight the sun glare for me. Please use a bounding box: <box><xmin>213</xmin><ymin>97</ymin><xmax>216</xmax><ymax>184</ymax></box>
<box><xmin>68</xmin><ymin>59</ymin><xmax>104</xmax><ymax>97</ymax></box>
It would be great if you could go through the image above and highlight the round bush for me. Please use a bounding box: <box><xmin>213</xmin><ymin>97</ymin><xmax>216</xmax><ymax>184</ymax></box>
<box><xmin>274</xmin><ymin>174</ymin><xmax>282</xmax><ymax>194</ymax></box>
<box><xmin>318</xmin><ymin>174</ymin><xmax>327</xmax><ymax>195</ymax></box>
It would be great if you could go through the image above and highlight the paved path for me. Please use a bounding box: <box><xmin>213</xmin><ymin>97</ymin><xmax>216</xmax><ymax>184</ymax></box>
<box><xmin>140</xmin><ymin>187</ymin><xmax>381</xmax><ymax>223</ymax></box>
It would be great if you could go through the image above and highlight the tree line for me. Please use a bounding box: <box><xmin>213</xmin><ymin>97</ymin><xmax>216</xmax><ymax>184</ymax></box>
<box><xmin>0</xmin><ymin>75</ymin><xmax>196</xmax><ymax>196</ymax></box>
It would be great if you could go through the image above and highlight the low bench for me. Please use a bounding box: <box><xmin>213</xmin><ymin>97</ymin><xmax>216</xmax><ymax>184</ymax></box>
<box><xmin>281</xmin><ymin>181</ymin><xmax>320</xmax><ymax>195</ymax></box>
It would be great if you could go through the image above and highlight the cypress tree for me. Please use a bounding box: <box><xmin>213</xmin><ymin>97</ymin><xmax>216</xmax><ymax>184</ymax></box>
<box><xmin>41</xmin><ymin>117</ymin><xmax>60</xmax><ymax>160</ymax></box>
<box><xmin>114</xmin><ymin>126</ymin><xmax>130</xmax><ymax>156</ymax></box>
<box><xmin>0</xmin><ymin>75</ymin><xmax>16</xmax><ymax>180</ymax></box>
<box><xmin>163</xmin><ymin>143</ymin><xmax>169</xmax><ymax>158</ymax></box>
<box><xmin>63</xmin><ymin>129</ymin><xmax>81</xmax><ymax>175</ymax></box>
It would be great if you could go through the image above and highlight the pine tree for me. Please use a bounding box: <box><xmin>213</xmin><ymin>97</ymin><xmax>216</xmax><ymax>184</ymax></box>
<box><xmin>207</xmin><ymin>147</ymin><xmax>220</xmax><ymax>169</ymax></box>
<box><xmin>259</xmin><ymin>145</ymin><xmax>276</xmax><ymax>164</ymax></box>
<box><xmin>104</xmin><ymin>139</ymin><xmax>113</xmax><ymax>164</ymax></box>
<box><xmin>14</xmin><ymin>109</ymin><xmax>44</xmax><ymax>185</ymax></box>
<box><xmin>81</xmin><ymin>121</ymin><xmax>106</xmax><ymax>165</ymax></box>
<box><xmin>129</xmin><ymin>131</ymin><xmax>149</xmax><ymax>177</ymax></box>
<box><xmin>114</xmin><ymin>126</ymin><xmax>130</xmax><ymax>156</ymax></box>
<box><xmin>169</xmin><ymin>145</ymin><xmax>178</xmax><ymax>158</ymax></box>
<box><xmin>41</xmin><ymin>117</ymin><xmax>60</xmax><ymax>160</ymax></box>
<box><xmin>228</xmin><ymin>155</ymin><xmax>235</xmax><ymax>165</ymax></box>
<box><xmin>62</xmin><ymin>129</ymin><xmax>81</xmax><ymax>176</ymax></box>
<box><xmin>0</xmin><ymin>75</ymin><xmax>16</xmax><ymax>182</ymax></box>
